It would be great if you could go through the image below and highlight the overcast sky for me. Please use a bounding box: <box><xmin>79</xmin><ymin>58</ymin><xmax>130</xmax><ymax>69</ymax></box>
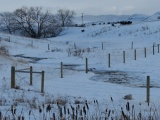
<box><xmin>0</xmin><ymin>0</ymin><xmax>160</xmax><ymax>16</ymax></box>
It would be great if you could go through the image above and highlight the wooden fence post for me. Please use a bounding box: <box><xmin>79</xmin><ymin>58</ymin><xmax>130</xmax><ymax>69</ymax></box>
<box><xmin>30</xmin><ymin>66</ymin><xmax>32</xmax><ymax>85</ymax></box>
<box><xmin>158</xmin><ymin>44</ymin><xmax>159</xmax><ymax>53</ymax></box>
<box><xmin>48</xmin><ymin>44</ymin><xmax>50</xmax><ymax>50</ymax></box>
<box><xmin>123</xmin><ymin>51</ymin><xmax>125</xmax><ymax>63</ymax></box>
<box><xmin>41</xmin><ymin>71</ymin><xmax>44</xmax><ymax>93</ymax></box>
<box><xmin>153</xmin><ymin>44</ymin><xmax>154</xmax><ymax>55</ymax></box>
<box><xmin>131</xmin><ymin>41</ymin><xmax>133</xmax><ymax>49</ymax></box>
<box><xmin>144</xmin><ymin>47</ymin><xmax>146</xmax><ymax>58</ymax></box>
<box><xmin>11</xmin><ymin>66</ymin><xmax>15</xmax><ymax>88</ymax></box>
<box><xmin>9</xmin><ymin>37</ymin><xmax>10</xmax><ymax>42</ymax></box>
<box><xmin>74</xmin><ymin>43</ymin><xmax>76</xmax><ymax>49</ymax></box>
<box><xmin>61</xmin><ymin>62</ymin><xmax>63</xmax><ymax>78</ymax></box>
<box><xmin>146</xmin><ymin>76</ymin><xmax>150</xmax><ymax>103</ymax></box>
<box><xmin>86</xmin><ymin>58</ymin><xmax>88</xmax><ymax>73</ymax></box>
<box><xmin>102</xmin><ymin>42</ymin><xmax>104</xmax><ymax>50</ymax></box>
<box><xmin>134</xmin><ymin>49</ymin><xmax>136</xmax><ymax>60</ymax></box>
<box><xmin>108</xmin><ymin>53</ymin><xmax>110</xmax><ymax>68</ymax></box>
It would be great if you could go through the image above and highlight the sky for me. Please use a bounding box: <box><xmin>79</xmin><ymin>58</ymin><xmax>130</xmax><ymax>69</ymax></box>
<box><xmin>0</xmin><ymin>0</ymin><xmax>160</xmax><ymax>16</ymax></box>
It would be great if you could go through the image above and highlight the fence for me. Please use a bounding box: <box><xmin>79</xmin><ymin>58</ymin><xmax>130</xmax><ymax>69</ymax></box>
<box><xmin>10</xmin><ymin>43</ymin><xmax>159</xmax><ymax>103</ymax></box>
<box><xmin>11</xmin><ymin>66</ymin><xmax>45</xmax><ymax>93</ymax></box>
<box><xmin>59</xmin><ymin>44</ymin><xmax>160</xmax><ymax>103</ymax></box>
<box><xmin>106</xmin><ymin>44</ymin><xmax>160</xmax><ymax>68</ymax></box>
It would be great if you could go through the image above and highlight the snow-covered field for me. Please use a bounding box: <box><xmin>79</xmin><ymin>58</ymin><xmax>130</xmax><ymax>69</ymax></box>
<box><xmin>0</xmin><ymin>19</ymin><xmax>160</xmax><ymax>119</ymax></box>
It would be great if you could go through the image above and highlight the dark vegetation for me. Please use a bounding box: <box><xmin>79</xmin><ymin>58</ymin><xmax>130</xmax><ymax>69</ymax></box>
<box><xmin>0</xmin><ymin>7</ymin><xmax>75</xmax><ymax>38</ymax></box>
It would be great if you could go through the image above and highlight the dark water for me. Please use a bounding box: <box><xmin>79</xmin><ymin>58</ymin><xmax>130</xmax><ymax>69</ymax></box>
<box><xmin>90</xmin><ymin>70</ymin><xmax>160</xmax><ymax>88</ymax></box>
<box><xmin>13</xmin><ymin>54</ymin><xmax>47</xmax><ymax>63</ymax></box>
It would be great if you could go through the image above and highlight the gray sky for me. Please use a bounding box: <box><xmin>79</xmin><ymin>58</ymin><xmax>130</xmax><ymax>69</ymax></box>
<box><xmin>0</xmin><ymin>0</ymin><xmax>160</xmax><ymax>16</ymax></box>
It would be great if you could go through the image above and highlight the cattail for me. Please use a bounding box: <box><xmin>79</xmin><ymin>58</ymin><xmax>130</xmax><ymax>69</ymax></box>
<box><xmin>105</xmin><ymin>108</ymin><xmax>107</xmax><ymax>113</ymax></box>
<box><xmin>122</xmin><ymin>110</ymin><xmax>125</xmax><ymax>119</ymax></box>
<box><xmin>64</xmin><ymin>106</ymin><xmax>66</xmax><ymax>115</ymax></box>
<box><xmin>29</xmin><ymin>110</ymin><xmax>31</xmax><ymax>115</ymax></box>
<box><xmin>46</xmin><ymin>104</ymin><xmax>51</xmax><ymax>112</ymax></box>
<box><xmin>39</xmin><ymin>106</ymin><xmax>42</xmax><ymax>113</ymax></box>
<box><xmin>108</xmin><ymin>110</ymin><xmax>111</xmax><ymax>117</ymax></box>
<box><xmin>14</xmin><ymin>108</ymin><xmax>16</xmax><ymax>114</ymax></box>
<box><xmin>18</xmin><ymin>116</ymin><xmax>21</xmax><ymax>120</ymax></box>
<box><xmin>86</xmin><ymin>102</ymin><xmax>89</xmax><ymax>110</ymax></box>
<box><xmin>11</xmin><ymin>105</ymin><xmax>14</xmax><ymax>115</ymax></box>
<box><xmin>42</xmin><ymin>103</ymin><xmax>44</xmax><ymax>108</ymax></box>
<box><xmin>96</xmin><ymin>100</ymin><xmax>98</xmax><ymax>104</ymax></box>
<box><xmin>83</xmin><ymin>106</ymin><xmax>86</xmax><ymax>115</ymax></box>
<box><xmin>75</xmin><ymin>115</ymin><xmax>77</xmax><ymax>120</ymax></box>
<box><xmin>67</xmin><ymin>108</ymin><xmax>70</xmax><ymax>115</ymax></box>
<box><xmin>72</xmin><ymin>109</ymin><xmax>75</xmax><ymax>118</ymax></box>
<box><xmin>53</xmin><ymin>113</ymin><xmax>55</xmax><ymax>120</ymax></box>
<box><xmin>126</xmin><ymin>102</ymin><xmax>130</xmax><ymax>111</ymax></box>
<box><xmin>72</xmin><ymin>106</ymin><xmax>74</xmax><ymax>112</ymax></box>
<box><xmin>57</xmin><ymin>102</ymin><xmax>59</xmax><ymax>107</ymax></box>
<box><xmin>76</xmin><ymin>109</ymin><xmax>78</xmax><ymax>116</ymax></box>
<box><xmin>72</xmin><ymin>113</ymin><xmax>75</xmax><ymax>120</ymax></box>
<box><xmin>71</xmin><ymin>105</ymin><xmax>74</xmax><ymax>112</ymax></box>
<box><xmin>77</xmin><ymin>104</ymin><xmax>80</xmax><ymax>109</ymax></box>
<box><xmin>111</xmin><ymin>97</ymin><xmax>113</xmax><ymax>102</ymax></box>
<box><xmin>139</xmin><ymin>112</ymin><xmax>141</xmax><ymax>119</ymax></box>
<box><xmin>112</xmin><ymin>110</ymin><xmax>114</xmax><ymax>114</ymax></box>
<box><xmin>59</xmin><ymin>107</ymin><xmax>63</xmax><ymax>118</ymax></box>
<box><xmin>80</xmin><ymin>110</ymin><xmax>82</xmax><ymax>116</ymax></box>
<box><xmin>22</xmin><ymin>116</ymin><xmax>24</xmax><ymax>120</ymax></box>
<box><xmin>0</xmin><ymin>111</ymin><xmax>2</xmax><ymax>118</ymax></box>
<box><xmin>4</xmin><ymin>116</ymin><xmax>7</xmax><ymax>120</ymax></box>
<box><xmin>132</xmin><ymin>105</ymin><xmax>134</xmax><ymax>109</ymax></box>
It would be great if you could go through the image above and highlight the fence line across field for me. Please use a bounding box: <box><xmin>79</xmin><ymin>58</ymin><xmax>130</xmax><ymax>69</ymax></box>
<box><xmin>11</xmin><ymin>64</ymin><xmax>153</xmax><ymax>103</ymax></box>
<box><xmin>107</xmin><ymin>45</ymin><xmax>159</xmax><ymax>68</ymax></box>
<box><xmin>10</xmin><ymin>43</ymin><xmax>160</xmax><ymax>102</ymax></box>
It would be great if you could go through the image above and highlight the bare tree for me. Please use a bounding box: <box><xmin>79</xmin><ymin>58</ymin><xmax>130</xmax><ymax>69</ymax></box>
<box><xmin>0</xmin><ymin>6</ymin><xmax>63</xmax><ymax>38</ymax></box>
<box><xmin>0</xmin><ymin>12</ymin><xmax>16</xmax><ymax>34</ymax></box>
<box><xmin>57</xmin><ymin>9</ymin><xmax>76</xmax><ymax>27</ymax></box>
<box><xmin>13</xmin><ymin>6</ymin><xmax>62</xmax><ymax>38</ymax></box>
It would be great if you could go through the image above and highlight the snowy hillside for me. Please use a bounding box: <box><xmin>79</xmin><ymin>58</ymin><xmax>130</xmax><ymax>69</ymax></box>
<box><xmin>0</xmin><ymin>17</ymin><xmax>160</xmax><ymax>119</ymax></box>
<box><xmin>74</xmin><ymin>11</ymin><xmax>160</xmax><ymax>24</ymax></box>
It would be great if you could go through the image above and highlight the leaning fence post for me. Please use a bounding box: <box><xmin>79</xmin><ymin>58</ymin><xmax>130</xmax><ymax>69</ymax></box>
<box><xmin>146</xmin><ymin>76</ymin><xmax>150</xmax><ymax>103</ymax></box>
<box><xmin>11</xmin><ymin>66</ymin><xmax>15</xmax><ymax>88</ymax></box>
<box><xmin>144</xmin><ymin>47</ymin><xmax>146</xmax><ymax>58</ymax></box>
<box><xmin>108</xmin><ymin>53</ymin><xmax>110</xmax><ymax>68</ymax></box>
<box><xmin>134</xmin><ymin>49</ymin><xmax>136</xmax><ymax>60</ymax></box>
<box><xmin>86</xmin><ymin>58</ymin><xmax>88</xmax><ymax>73</ymax></box>
<box><xmin>123</xmin><ymin>51</ymin><xmax>125</xmax><ymax>63</ymax></box>
<box><xmin>30</xmin><ymin>66</ymin><xmax>32</xmax><ymax>85</ymax></box>
<box><xmin>153</xmin><ymin>44</ymin><xmax>155</xmax><ymax>55</ymax></box>
<box><xmin>61</xmin><ymin>62</ymin><xmax>63</xmax><ymax>78</ymax></box>
<box><xmin>41</xmin><ymin>71</ymin><xmax>44</xmax><ymax>93</ymax></box>
<box><xmin>48</xmin><ymin>44</ymin><xmax>50</xmax><ymax>50</ymax></box>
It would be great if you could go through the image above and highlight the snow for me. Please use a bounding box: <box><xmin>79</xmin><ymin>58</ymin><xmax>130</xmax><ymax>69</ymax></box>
<box><xmin>0</xmin><ymin>19</ymin><xmax>160</xmax><ymax>119</ymax></box>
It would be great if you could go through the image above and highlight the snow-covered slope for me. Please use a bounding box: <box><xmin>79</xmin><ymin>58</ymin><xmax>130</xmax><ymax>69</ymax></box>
<box><xmin>0</xmin><ymin>18</ymin><xmax>160</xmax><ymax>119</ymax></box>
